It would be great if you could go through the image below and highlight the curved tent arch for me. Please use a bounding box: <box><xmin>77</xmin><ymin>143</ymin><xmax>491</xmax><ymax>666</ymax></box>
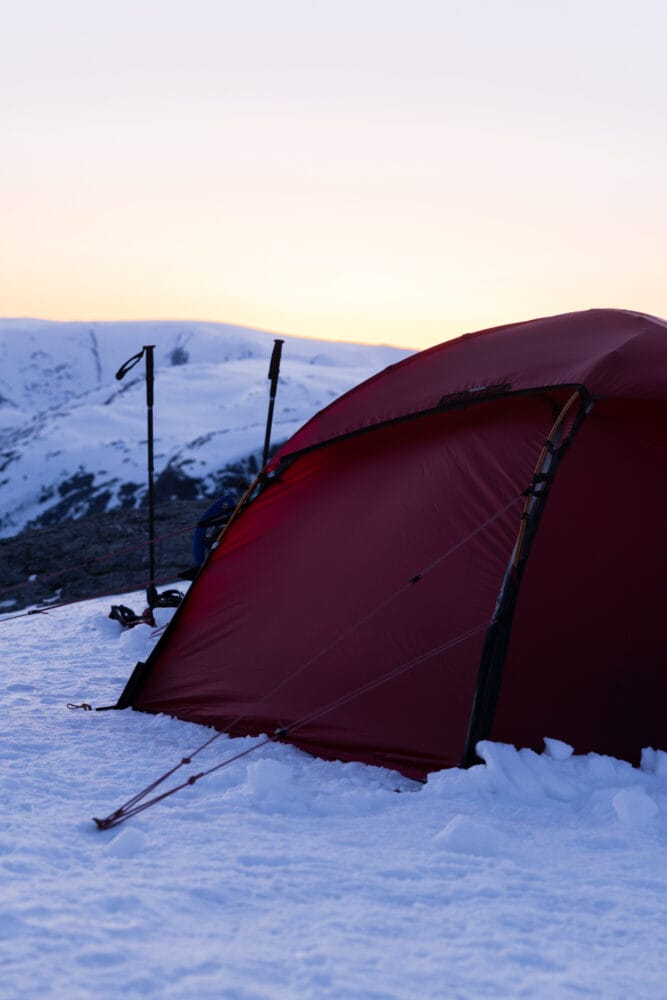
<box><xmin>114</xmin><ymin>309</ymin><xmax>667</xmax><ymax>777</ymax></box>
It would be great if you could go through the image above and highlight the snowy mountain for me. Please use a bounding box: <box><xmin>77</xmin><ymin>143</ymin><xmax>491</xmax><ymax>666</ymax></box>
<box><xmin>0</xmin><ymin>319</ymin><xmax>411</xmax><ymax>538</ymax></box>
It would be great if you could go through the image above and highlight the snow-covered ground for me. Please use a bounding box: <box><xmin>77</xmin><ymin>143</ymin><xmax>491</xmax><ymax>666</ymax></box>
<box><xmin>2</xmin><ymin>591</ymin><xmax>666</xmax><ymax>999</ymax></box>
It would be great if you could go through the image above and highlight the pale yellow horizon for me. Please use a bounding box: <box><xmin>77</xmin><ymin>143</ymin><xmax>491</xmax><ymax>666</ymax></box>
<box><xmin>2</xmin><ymin>1</ymin><xmax>666</xmax><ymax>352</ymax></box>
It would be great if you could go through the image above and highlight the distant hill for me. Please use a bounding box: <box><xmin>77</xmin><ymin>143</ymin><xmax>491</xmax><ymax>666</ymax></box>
<box><xmin>0</xmin><ymin>319</ymin><xmax>411</xmax><ymax>538</ymax></box>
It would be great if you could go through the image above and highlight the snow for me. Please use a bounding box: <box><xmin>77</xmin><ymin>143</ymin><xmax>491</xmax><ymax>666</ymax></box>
<box><xmin>2</xmin><ymin>591</ymin><xmax>667</xmax><ymax>998</ymax></box>
<box><xmin>0</xmin><ymin>320</ymin><xmax>410</xmax><ymax>536</ymax></box>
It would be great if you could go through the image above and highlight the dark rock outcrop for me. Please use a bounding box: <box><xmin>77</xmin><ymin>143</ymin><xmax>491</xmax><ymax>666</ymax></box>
<box><xmin>0</xmin><ymin>498</ymin><xmax>213</xmax><ymax>613</ymax></box>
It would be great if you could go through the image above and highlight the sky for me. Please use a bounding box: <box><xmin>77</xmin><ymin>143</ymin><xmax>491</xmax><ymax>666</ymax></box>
<box><xmin>1</xmin><ymin>0</ymin><xmax>666</xmax><ymax>349</ymax></box>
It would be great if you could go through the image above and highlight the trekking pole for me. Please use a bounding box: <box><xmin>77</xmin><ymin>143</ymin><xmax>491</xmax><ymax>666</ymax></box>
<box><xmin>262</xmin><ymin>339</ymin><xmax>284</xmax><ymax>468</ymax></box>
<box><xmin>115</xmin><ymin>345</ymin><xmax>157</xmax><ymax>606</ymax></box>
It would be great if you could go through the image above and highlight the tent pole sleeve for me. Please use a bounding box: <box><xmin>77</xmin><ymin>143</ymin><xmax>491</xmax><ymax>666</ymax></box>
<box><xmin>461</xmin><ymin>390</ymin><xmax>594</xmax><ymax>767</ymax></box>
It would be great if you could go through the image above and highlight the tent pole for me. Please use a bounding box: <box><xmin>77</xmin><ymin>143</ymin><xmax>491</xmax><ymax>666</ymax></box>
<box><xmin>461</xmin><ymin>389</ymin><xmax>593</xmax><ymax>767</ymax></box>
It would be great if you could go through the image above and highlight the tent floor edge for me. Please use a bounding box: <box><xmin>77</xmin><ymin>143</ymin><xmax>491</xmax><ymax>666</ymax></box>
<box><xmin>98</xmin><ymin>660</ymin><xmax>152</xmax><ymax>712</ymax></box>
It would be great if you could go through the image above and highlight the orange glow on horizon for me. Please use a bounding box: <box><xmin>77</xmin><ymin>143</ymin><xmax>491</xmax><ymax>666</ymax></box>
<box><xmin>2</xmin><ymin>2</ymin><xmax>666</xmax><ymax>351</ymax></box>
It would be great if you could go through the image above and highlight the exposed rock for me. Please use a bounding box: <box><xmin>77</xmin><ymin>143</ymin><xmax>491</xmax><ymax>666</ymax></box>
<box><xmin>0</xmin><ymin>449</ymin><xmax>273</xmax><ymax>612</ymax></box>
<box><xmin>0</xmin><ymin>498</ymin><xmax>213</xmax><ymax>613</ymax></box>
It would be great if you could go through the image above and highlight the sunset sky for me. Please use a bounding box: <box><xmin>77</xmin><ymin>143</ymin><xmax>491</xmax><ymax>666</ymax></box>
<box><xmin>2</xmin><ymin>0</ymin><xmax>666</xmax><ymax>349</ymax></box>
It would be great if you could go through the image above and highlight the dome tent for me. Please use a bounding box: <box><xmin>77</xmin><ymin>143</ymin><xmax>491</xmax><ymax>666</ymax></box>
<box><xmin>114</xmin><ymin>309</ymin><xmax>667</xmax><ymax>779</ymax></box>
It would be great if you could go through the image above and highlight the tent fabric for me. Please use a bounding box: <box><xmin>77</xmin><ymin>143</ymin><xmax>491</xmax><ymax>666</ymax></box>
<box><xmin>271</xmin><ymin>309</ymin><xmax>667</xmax><ymax>465</ymax></box>
<box><xmin>492</xmin><ymin>397</ymin><xmax>667</xmax><ymax>763</ymax></box>
<box><xmin>124</xmin><ymin>309</ymin><xmax>667</xmax><ymax>778</ymax></box>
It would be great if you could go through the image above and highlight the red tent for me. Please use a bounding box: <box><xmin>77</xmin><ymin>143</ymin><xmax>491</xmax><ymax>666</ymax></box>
<box><xmin>116</xmin><ymin>309</ymin><xmax>667</xmax><ymax>778</ymax></box>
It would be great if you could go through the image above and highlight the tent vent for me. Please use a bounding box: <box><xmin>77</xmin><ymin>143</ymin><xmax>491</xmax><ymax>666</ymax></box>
<box><xmin>439</xmin><ymin>383</ymin><xmax>511</xmax><ymax>408</ymax></box>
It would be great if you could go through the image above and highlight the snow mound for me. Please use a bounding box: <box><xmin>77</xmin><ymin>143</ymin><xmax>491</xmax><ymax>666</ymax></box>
<box><xmin>612</xmin><ymin>788</ymin><xmax>659</xmax><ymax>829</ymax></box>
<box><xmin>105</xmin><ymin>827</ymin><xmax>148</xmax><ymax>858</ymax></box>
<box><xmin>434</xmin><ymin>814</ymin><xmax>511</xmax><ymax>857</ymax></box>
<box><xmin>543</xmin><ymin>736</ymin><xmax>574</xmax><ymax>761</ymax></box>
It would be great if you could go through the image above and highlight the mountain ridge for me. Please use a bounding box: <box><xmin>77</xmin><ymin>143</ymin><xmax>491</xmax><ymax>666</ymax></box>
<box><xmin>0</xmin><ymin>318</ymin><xmax>411</xmax><ymax>610</ymax></box>
<box><xmin>0</xmin><ymin>318</ymin><xmax>411</xmax><ymax>539</ymax></box>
